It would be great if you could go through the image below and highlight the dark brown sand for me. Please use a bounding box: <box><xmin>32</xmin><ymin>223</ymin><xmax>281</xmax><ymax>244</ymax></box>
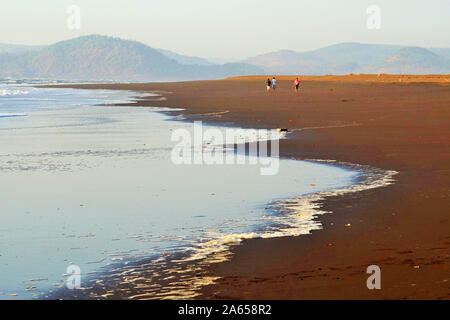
<box><xmin>45</xmin><ymin>75</ymin><xmax>450</xmax><ymax>300</ymax></box>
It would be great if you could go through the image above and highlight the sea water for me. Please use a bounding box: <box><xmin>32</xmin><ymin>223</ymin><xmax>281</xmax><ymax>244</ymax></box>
<box><xmin>0</xmin><ymin>80</ymin><xmax>360</xmax><ymax>299</ymax></box>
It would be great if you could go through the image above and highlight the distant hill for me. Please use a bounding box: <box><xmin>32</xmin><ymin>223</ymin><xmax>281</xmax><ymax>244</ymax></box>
<box><xmin>155</xmin><ymin>48</ymin><xmax>213</xmax><ymax>66</ymax></box>
<box><xmin>244</xmin><ymin>43</ymin><xmax>450</xmax><ymax>75</ymax></box>
<box><xmin>1</xmin><ymin>37</ymin><xmax>448</xmax><ymax>79</ymax></box>
<box><xmin>206</xmin><ymin>57</ymin><xmax>240</xmax><ymax>65</ymax></box>
<box><xmin>363</xmin><ymin>47</ymin><xmax>450</xmax><ymax>74</ymax></box>
<box><xmin>0</xmin><ymin>43</ymin><xmax>45</xmax><ymax>54</ymax></box>
<box><xmin>0</xmin><ymin>35</ymin><xmax>263</xmax><ymax>81</ymax></box>
<box><xmin>429</xmin><ymin>48</ymin><xmax>450</xmax><ymax>60</ymax></box>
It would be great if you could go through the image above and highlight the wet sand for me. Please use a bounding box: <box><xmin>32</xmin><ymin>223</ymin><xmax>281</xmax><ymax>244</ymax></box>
<box><xmin>44</xmin><ymin>75</ymin><xmax>450</xmax><ymax>299</ymax></box>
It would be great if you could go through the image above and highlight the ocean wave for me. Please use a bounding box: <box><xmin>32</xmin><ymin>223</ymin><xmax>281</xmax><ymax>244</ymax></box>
<box><xmin>0</xmin><ymin>113</ymin><xmax>28</xmax><ymax>118</ymax></box>
<box><xmin>65</xmin><ymin>161</ymin><xmax>397</xmax><ymax>300</ymax></box>
<box><xmin>0</xmin><ymin>89</ymin><xmax>30</xmax><ymax>96</ymax></box>
<box><xmin>192</xmin><ymin>162</ymin><xmax>397</xmax><ymax>256</ymax></box>
<box><xmin>141</xmin><ymin>161</ymin><xmax>398</xmax><ymax>299</ymax></box>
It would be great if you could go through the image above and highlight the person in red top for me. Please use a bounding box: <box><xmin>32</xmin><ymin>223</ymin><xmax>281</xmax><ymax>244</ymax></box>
<box><xmin>294</xmin><ymin>77</ymin><xmax>300</xmax><ymax>93</ymax></box>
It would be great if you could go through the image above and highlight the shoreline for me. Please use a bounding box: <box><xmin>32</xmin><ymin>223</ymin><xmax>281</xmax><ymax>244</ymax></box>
<box><xmin>41</xmin><ymin>75</ymin><xmax>450</xmax><ymax>299</ymax></box>
<box><xmin>45</xmin><ymin>161</ymin><xmax>392</xmax><ymax>300</ymax></box>
<box><xmin>37</xmin><ymin>93</ymin><xmax>373</xmax><ymax>300</ymax></box>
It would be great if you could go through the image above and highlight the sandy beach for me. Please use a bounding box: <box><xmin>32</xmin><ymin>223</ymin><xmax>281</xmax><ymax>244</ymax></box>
<box><xmin>45</xmin><ymin>75</ymin><xmax>450</xmax><ymax>300</ymax></box>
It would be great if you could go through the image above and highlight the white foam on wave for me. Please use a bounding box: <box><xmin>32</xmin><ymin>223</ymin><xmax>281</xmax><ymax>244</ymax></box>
<box><xmin>0</xmin><ymin>113</ymin><xmax>28</xmax><ymax>118</ymax></box>
<box><xmin>140</xmin><ymin>161</ymin><xmax>398</xmax><ymax>300</ymax></box>
<box><xmin>185</xmin><ymin>162</ymin><xmax>398</xmax><ymax>262</ymax></box>
<box><xmin>0</xmin><ymin>89</ymin><xmax>29</xmax><ymax>96</ymax></box>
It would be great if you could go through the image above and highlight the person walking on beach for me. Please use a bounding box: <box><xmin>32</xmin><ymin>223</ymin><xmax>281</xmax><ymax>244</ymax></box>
<box><xmin>266</xmin><ymin>78</ymin><xmax>272</xmax><ymax>92</ymax></box>
<box><xmin>272</xmin><ymin>77</ymin><xmax>277</xmax><ymax>91</ymax></box>
<box><xmin>294</xmin><ymin>77</ymin><xmax>300</xmax><ymax>93</ymax></box>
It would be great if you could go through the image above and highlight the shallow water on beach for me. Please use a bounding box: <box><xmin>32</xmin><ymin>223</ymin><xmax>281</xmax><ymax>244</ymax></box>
<box><xmin>0</xmin><ymin>81</ymin><xmax>359</xmax><ymax>299</ymax></box>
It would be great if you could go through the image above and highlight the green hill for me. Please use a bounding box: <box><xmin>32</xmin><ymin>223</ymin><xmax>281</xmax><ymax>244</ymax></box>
<box><xmin>244</xmin><ymin>43</ymin><xmax>450</xmax><ymax>75</ymax></box>
<box><xmin>369</xmin><ymin>47</ymin><xmax>450</xmax><ymax>74</ymax></box>
<box><xmin>155</xmin><ymin>48</ymin><xmax>213</xmax><ymax>66</ymax></box>
<box><xmin>0</xmin><ymin>35</ymin><xmax>263</xmax><ymax>81</ymax></box>
<box><xmin>2</xmin><ymin>37</ymin><xmax>448</xmax><ymax>78</ymax></box>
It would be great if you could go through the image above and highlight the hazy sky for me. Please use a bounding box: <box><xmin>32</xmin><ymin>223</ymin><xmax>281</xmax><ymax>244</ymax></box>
<box><xmin>1</xmin><ymin>0</ymin><xmax>449</xmax><ymax>58</ymax></box>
